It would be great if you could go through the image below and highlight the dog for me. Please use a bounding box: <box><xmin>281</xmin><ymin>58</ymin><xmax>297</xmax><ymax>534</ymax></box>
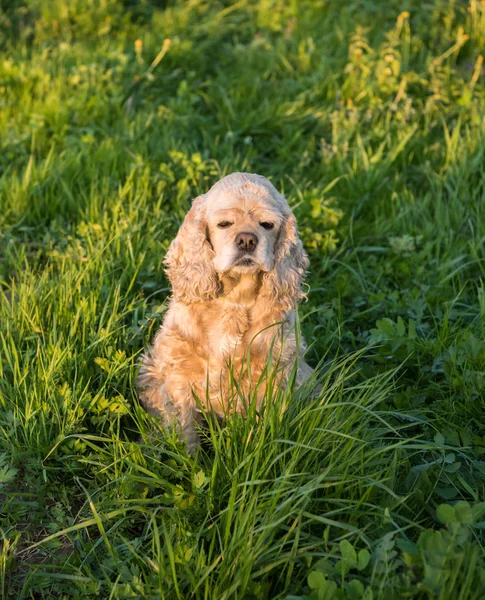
<box><xmin>137</xmin><ymin>172</ymin><xmax>312</xmax><ymax>452</ymax></box>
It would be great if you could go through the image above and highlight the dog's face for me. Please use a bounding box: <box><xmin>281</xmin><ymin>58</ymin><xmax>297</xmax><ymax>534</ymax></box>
<box><xmin>206</xmin><ymin>192</ymin><xmax>283</xmax><ymax>275</ymax></box>
<box><xmin>164</xmin><ymin>172</ymin><xmax>309</xmax><ymax>307</ymax></box>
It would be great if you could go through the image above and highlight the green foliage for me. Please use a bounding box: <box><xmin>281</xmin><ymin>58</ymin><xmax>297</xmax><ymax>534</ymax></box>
<box><xmin>292</xmin><ymin>500</ymin><xmax>485</xmax><ymax>600</ymax></box>
<box><xmin>1</xmin><ymin>0</ymin><xmax>485</xmax><ymax>598</ymax></box>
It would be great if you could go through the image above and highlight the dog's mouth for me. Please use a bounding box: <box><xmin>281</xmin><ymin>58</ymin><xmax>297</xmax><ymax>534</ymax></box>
<box><xmin>234</xmin><ymin>255</ymin><xmax>259</xmax><ymax>267</ymax></box>
<box><xmin>236</xmin><ymin>257</ymin><xmax>256</xmax><ymax>267</ymax></box>
<box><xmin>220</xmin><ymin>254</ymin><xmax>270</xmax><ymax>274</ymax></box>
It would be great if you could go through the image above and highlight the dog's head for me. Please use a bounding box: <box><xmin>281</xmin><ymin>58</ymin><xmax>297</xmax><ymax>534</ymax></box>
<box><xmin>164</xmin><ymin>172</ymin><xmax>309</xmax><ymax>308</ymax></box>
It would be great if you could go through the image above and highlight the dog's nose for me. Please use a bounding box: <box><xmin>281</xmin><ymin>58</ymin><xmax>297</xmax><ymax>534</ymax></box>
<box><xmin>235</xmin><ymin>232</ymin><xmax>258</xmax><ymax>253</ymax></box>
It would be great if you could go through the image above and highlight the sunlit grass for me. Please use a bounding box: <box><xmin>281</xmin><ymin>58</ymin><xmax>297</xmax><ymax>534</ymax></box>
<box><xmin>1</xmin><ymin>0</ymin><xmax>485</xmax><ymax>598</ymax></box>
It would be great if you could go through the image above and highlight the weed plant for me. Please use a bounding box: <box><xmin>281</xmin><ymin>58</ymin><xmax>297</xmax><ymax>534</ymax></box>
<box><xmin>1</xmin><ymin>0</ymin><xmax>485</xmax><ymax>598</ymax></box>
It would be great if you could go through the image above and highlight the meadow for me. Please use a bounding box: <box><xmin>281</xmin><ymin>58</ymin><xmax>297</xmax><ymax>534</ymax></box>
<box><xmin>1</xmin><ymin>0</ymin><xmax>485</xmax><ymax>598</ymax></box>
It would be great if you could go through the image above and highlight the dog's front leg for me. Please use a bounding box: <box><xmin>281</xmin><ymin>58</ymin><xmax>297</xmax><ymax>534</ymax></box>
<box><xmin>137</xmin><ymin>359</ymin><xmax>201</xmax><ymax>453</ymax></box>
<box><xmin>178</xmin><ymin>395</ymin><xmax>201</xmax><ymax>454</ymax></box>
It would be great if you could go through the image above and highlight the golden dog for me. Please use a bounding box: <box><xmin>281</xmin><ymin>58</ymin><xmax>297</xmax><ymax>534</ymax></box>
<box><xmin>137</xmin><ymin>172</ymin><xmax>312</xmax><ymax>451</ymax></box>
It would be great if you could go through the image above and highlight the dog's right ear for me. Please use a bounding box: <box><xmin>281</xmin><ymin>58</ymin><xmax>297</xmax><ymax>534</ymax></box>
<box><xmin>260</xmin><ymin>212</ymin><xmax>309</xmax><ymax>311</ymax></box>
<box><xmin>164</xmin><ymin>195</ymin><xmax>220</xmax><ymax>304</ymax></box>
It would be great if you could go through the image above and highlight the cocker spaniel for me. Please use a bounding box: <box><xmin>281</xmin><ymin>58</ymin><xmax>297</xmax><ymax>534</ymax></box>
<box><xmin>137</xmin><ymin>172</ymin><xmax>312</xmax><ymax>452</ymax></box>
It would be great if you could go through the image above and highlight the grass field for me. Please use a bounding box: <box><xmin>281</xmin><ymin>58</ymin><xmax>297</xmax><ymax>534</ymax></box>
<box><xmin>1</xmin><ymin>0</ymin><xmax>485</xmax><ymax>598</ymax></box>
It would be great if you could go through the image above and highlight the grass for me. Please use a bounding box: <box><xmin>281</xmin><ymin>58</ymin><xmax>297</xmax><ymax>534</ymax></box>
<box><xmin>1</xmin><ymin>0</ymin><xmax>485</xmax><ymax>597</ymax></box>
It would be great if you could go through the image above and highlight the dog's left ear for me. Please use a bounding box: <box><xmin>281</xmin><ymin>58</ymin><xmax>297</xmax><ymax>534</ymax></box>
<box><xmin>164</xmin><ymin>195</ymin><xmax>220</xmax><ymax>304</ymax></box>
<box><xmin>261</xmin><ymin>212</ymin><xmax>309</xmax><ymax>310</ymax></box>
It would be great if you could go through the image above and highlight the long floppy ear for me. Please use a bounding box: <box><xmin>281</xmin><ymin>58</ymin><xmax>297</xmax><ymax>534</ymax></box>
<box><xmin>260</xmin><ymin>213</ymin><xmax>309</xmax><ymax>311</ymax></box>
<box><xmin>164</xmin><ymin>195</ymin><xmax>220</xmax><ymax>304</ymax></box>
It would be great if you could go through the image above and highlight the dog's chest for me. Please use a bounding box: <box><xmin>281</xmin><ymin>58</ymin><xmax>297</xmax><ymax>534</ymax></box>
<box><xmin>210</xmin><ymin>303</ymin><xmax>253</xmax><ymax>358</ymax></box>
<box><xmin>208</xmin><ymin>301</ymin><xmax>284</xmax><ymax>363</ymax></box>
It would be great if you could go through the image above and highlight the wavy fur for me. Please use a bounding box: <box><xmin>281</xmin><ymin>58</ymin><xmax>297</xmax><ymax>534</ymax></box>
<box><xmin>164</xmin><ymin>195</ymin><xmax>220</xmax><ymax>303</ymax></box>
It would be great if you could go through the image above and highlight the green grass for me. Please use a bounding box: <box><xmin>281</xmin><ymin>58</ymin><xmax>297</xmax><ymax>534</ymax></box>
<box><xmin>1</xmin><ymin>0</ymin><xmax>485</xmax><ymax>597</ymax></box>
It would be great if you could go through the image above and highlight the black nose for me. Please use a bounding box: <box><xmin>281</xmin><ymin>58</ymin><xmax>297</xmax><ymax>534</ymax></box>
<box><xmin>235</xmin><ymin>232</ymin><xmax>258</xmax><ymax>253</ymax></box>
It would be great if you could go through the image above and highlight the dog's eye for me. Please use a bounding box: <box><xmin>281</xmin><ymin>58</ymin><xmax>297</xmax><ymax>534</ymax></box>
<box><xmin>217</xmin><ymin>221</ymin><xmax>233</xmax><ymax>229</ymax></box>
<box><xmin>260</xmin><ymin>222</ymin><xmax>274</xmax><ymax>230</ymax></box>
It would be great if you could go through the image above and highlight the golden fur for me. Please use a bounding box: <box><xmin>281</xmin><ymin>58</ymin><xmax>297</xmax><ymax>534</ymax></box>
<box><xmin>137</xmin><ymin>172</ymin><xmax>312</xmax><ymax>452</ymax></box>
